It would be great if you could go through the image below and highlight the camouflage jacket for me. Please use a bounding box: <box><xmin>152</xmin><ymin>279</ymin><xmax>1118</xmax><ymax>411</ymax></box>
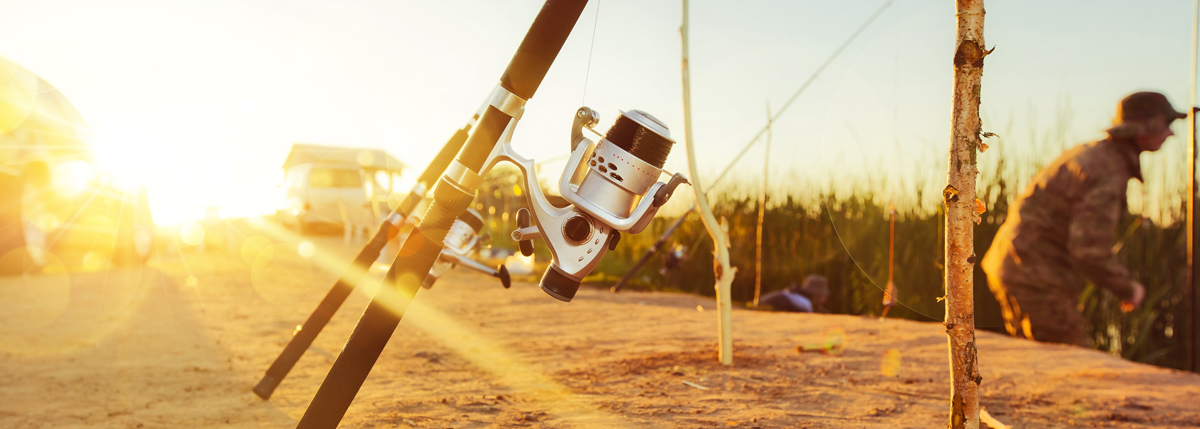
<box><xmin>981</xmin><ymin>138</ymin><xmax>1140</xmax><ymax>300</ymax></box>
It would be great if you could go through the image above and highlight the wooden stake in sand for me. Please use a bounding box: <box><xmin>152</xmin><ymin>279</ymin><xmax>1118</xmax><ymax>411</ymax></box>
<box><xmin>681</xmin><ymin>0</ymin><xmax>735</xmax><ymax>365</ymax></box>
<box><xmin>945</xmin><ymin>1</ymin><xmax>988</xmax><ymax>427</ymax></box>
<box><xmin>881</xmin><ymin>204</ymin><xmax>898</xmax><ymax>318</ymax></box>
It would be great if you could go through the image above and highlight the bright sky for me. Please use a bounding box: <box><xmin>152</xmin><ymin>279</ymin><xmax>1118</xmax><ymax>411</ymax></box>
<box><xmin>0</xmin><ymin>0</ymin><xmax>1195</xmax><ymax>224</ymax></box>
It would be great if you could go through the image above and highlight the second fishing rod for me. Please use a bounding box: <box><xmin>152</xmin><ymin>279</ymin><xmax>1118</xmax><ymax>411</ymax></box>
<box><xmin>252</xmin><ymin>104</ymin><xmax>486</xmax><ymax>401</ymax></box>
<box><xmin>293</xmin><ymin>0</ymin><xmax>694</xmax><ymax>426</ymax></box>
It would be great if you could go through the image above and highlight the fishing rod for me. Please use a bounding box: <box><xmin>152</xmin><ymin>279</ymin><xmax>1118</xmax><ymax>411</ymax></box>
<box><xmin>610</xmin><ymin>208</ymin><xmax>690</xmax><ymax>292</ymax></box>
<box><xmin>609</xmin><ymin>0</ymin><xmax>891</xmax><ymax>294</ymax></box>
<box><xmin>252</xmin><ymin>106</ymin><xmax>486</xmax><ymax>400</ymax></box>
<box><xmin>294</xmin><ymin>1</ymin><xmax>689</xmax><ymax>426</ymax></box>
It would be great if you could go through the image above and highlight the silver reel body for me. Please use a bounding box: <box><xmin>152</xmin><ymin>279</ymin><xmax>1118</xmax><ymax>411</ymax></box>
<box><xmin>447</xmin><ymin>89</ymin><xmax>687</xmax><ymax>301</ymax></box>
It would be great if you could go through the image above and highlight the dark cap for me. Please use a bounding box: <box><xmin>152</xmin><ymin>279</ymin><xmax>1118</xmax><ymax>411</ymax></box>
<box><xmin>1116</xmin><ymin>91</ymin><xmax>1187</xmax><ymax>124</ymax></box>
<box><xmin>799</xmin><ymin>274</ymin><xmax>829</xmax><ymax>298</ymax></box>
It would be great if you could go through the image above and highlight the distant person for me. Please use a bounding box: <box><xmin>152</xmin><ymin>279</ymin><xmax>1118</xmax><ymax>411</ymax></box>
<box><xmin>659</xmin><ymin>244</ymin><xmax>688</xmax><ymax>275</ymax></box>
<box><xmin>659</xmin><ymin>243</ymin><xmax>688</xmax><ymax>290</ymax></box>
<box><xmin>981</xmin><ymin>91</ymin><xmax>1174</xmax><ymax>347</ymax></box>
<box><xmin>759</xmin><ymin>275</ymin><xmax>829</xmax><ymax>313</ymax></box>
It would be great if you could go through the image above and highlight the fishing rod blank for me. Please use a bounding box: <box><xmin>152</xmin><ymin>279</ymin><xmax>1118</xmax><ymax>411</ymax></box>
<box><xmin>610</xmin><ymin>208</ymin><xmax>689</xmax><ymax>292</ymax></box>
<box><xmin>252</xmin><ymin>115</ymin><xmax>476</xmax><ymax>401</ymax></box>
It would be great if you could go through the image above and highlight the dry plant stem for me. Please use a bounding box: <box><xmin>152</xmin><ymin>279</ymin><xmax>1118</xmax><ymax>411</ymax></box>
<box><xmin>681</xmin><ymin>0</ymin><xmax>734</xmax><ymax>365</ymax></box>
<box><xmin>755</xmin><ymin>101</ymin><xmax>771</xmax><ymax>308</ymax></box>
<box><xmin>889</xmin><ymin>206</ymin><xmax>895</xmax><ymax>286</ymax></box>
<box><xmin>945</xmin><ymin>0</ymin><xmax>985</xmax><ymax>428</ymax></box>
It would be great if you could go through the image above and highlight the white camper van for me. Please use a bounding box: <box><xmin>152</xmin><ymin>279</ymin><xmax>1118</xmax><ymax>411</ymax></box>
<box><xmin>276</xmin><ymin>143</ymin><xmax>405</xmax><ymax>234</ymax></box>
<box><xmin>278</xmin><ymin>163</ymin><xmax>370</xmax><ymax>233</ymax></box>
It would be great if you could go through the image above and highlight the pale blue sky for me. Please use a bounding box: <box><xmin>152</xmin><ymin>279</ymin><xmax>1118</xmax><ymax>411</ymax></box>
<box><xmin>0</xmin><ymin>0</ymin><xmax>1194</xmax><ymax>223</ymax></box>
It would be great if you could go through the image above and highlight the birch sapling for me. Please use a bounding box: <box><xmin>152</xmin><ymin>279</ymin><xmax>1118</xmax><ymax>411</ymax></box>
<box><xmin>945</xmin><ymin>0</ymin><xmax>989</xmax><ymax>427</ymax></box>
<box><xmin>681</xmin><ymin>0</ymin><xmax>734</xmax><ymax>365</ymax></box>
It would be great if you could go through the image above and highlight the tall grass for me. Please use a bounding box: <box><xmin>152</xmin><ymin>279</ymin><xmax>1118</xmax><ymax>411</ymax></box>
<box><xmin>476</xmin><ymin>107</ymin><xmax>1194</xmax><ymax>370</ymax></box>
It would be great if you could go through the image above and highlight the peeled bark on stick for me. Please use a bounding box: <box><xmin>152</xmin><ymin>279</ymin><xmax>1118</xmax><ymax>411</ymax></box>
<box><xmin>945</xmin><ymin>0</ymin><xmax>986</xmax><ymax>428</ymax></box>
<box><xmin>681</xmin><ymin>0</ymin><xmax>734</xmax><ymax>365</ymax></box>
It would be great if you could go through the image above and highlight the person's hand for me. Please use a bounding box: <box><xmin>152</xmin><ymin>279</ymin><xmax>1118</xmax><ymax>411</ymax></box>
<box><xmin>1120</xmin><ymin>281</ymin><xmax>1145</xmax><ymax>313</ymax></box>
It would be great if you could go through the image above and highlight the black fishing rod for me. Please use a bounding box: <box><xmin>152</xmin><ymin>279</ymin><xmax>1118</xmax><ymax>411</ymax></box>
<box><xmin>252</xmin><ymin>113</ymin><xmax>478</xmax><ymax>400</ymax></box>
<box><xmin>294</xmin><ymin>2</ymin><xmax>586</xmax><ymax>427</ymax></box>
<box><xmin>294</xmin><ymin>1</ymin><xmax>693</xmax><ymax>425</ymax></box>
<box><xmin>610</xmin><ymin>206</ymin><xmax>689</xmax><ymax>292</ymax></box>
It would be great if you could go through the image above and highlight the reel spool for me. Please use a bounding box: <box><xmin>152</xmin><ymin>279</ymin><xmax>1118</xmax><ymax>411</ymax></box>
<box><xmin>571</xmin><ymin>110</ymin><xmax>673</xmax><ymax>218</ymax></box>
<box><xmin>506</xmin><ymin>107</ymin><xmax>689</xmax><ymax>302</ymax></box>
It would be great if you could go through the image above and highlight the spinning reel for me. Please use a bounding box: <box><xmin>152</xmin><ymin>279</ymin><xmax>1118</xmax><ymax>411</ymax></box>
<box><xmin>490</xmin><ymin>106</ymin><xmax>689</xmax><ymax>302</ymax></box>
<box><xmin>421</xmin><ymin>208</ymin><xmax>510</xmax><ymax>289</ymax></box>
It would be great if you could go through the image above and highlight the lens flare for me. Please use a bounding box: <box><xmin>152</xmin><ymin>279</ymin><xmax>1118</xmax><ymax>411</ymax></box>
<box><xmin>297</xmin><ymin>241</ymin><xmax>315</xmax><ymax>258</ymax></box>
<box><xmin>387</xmin><ymin>192</ymin><xmax>402</xmax><ymax>211</ymax></box>
<box><xmin>357</xmin><ymin>151</ymin><xmax>376</xmax><ymax>167</ymax></box>
<box><xmin>0</xmin><ymin>250</ymin><xmax>70</xmax><ymax>331</ymax></box>
<box><xmin>251</xmin><ymin>243</ymin><xmax>313</xmax><ymax>304</ymax></box>
<box><xmin>247</xmin><ymin>216</ymin><xmax>266</xmax><ymax>228</ymax></box>
<box><xmin>0</xmin><ymin>252</ymin><xmax>149</xmax><ymax>356</ymax></box>
<box><xmin>239</xmin><ymin>235</ymin><xmax>272</xmax><ymax>265</ymax></box>
<box><xmin>82</xmin><ymin>251</ymin><xmax>111</xmax><ymax>272</ymax></box>
<box><xmin>134</xmin><ymin>229</ymin><xmax>153</xmax><ymax>257</ymax></box>
<box><xmin>881</xmin><ymin>348</ymin><xmax>902</xmax><ymax>376</ymax></box>
<box><xmin>180</xmin><ymin>221</ymin><xmax>205</xmax><ymax>246</ymax></box>
<box><xmin>110</xmin><ymin>174</ymin><xmax>140</xmax><ymax>194</ymax></box>
<box><xmin>0</xmin><ymin>62</ymin><xmax>38</xmax><ymax>134</ymax></box>
<box><xmin>51</xmin><ymin>160</ymin><xmax>93</xmax><ymax>196</ymax></box>
<box><xmin>32</xmin><ymin>212</ymin><xmax>60</xmax><ymax>232</ymax></box>
<box><xmin>374</xmin><ymin>171</ymin><xmax>391</xmax><ymax>192</ymax></box>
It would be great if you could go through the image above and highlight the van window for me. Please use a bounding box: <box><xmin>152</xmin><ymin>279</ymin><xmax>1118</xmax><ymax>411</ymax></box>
<box><xmin>309</xmin><ymin>168</ymin><xmax>362</xmax><ymax>188</ymax></box>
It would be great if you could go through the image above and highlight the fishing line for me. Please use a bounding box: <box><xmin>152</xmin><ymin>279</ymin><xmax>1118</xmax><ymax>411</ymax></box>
<box><xmin>626</xmin><ymin>1</ymin><xmax>893</xmax><ymax>292</ymax></box>
<box><xmin>821</xmin><ymin>199</ymin><xmax>940</xmax><ymax>321</ymax></box>
<box><xmin>706</xmin><ymin>0</ymin><xmax>893</xmax><ymax>192</ymax></box>
<box><xmin>581</xmin><ymin>0</ymin><xmax>600</xmax><ymax>105</ymax></box>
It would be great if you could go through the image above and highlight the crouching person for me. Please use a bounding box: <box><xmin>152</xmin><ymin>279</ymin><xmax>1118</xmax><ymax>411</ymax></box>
<box><xmin>759</xmin><ymin>274</ymin><xmax>829</xmax><ymax>313</ymax></box>
<box><xmin>980</xmin><ymin>92</ymin><xmax>1175</xmax><ymax>346</ymax></box>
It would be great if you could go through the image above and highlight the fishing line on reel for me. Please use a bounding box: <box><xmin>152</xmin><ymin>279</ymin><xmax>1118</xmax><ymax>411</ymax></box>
<box><xmin>581</xmin><ymin>0</ymin><xmax>600</xmax><ymax>105</ymax></box>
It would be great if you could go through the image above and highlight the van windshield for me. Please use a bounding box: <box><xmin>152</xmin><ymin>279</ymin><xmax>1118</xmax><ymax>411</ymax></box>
<box><xmin>309</xmin><ymin>168</ymin><xmax>362</xmax><ymax>188</ymax></box>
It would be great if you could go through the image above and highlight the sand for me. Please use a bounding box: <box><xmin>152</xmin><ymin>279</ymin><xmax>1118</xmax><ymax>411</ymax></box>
<box><xmin>1</xmin><ymin>227</ymin><xmax>1198</xmax><ymax>428</ymax></box>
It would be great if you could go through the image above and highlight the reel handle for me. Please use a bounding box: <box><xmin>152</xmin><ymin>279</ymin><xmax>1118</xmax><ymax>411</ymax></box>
<box><xmin>495</xmin><ymin>264</ymin><xmax>511</xmax><ymax>289</ymax></box>
<box><xmin>653</xmin><ymin>173</ymin><xmax>691</xmax><ymax>208</ymax></box>
<box><xmin>515</xmin><ymin>208</ymin><xmax>534</xmax><ymax>257</ymax></box>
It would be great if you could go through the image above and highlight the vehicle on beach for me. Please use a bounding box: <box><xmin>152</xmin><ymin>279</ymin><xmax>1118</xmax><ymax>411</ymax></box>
<box><xmin>277</xmin><ymin>143</ymin><xmax>405</xmax><ymax>234</ymax></box>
